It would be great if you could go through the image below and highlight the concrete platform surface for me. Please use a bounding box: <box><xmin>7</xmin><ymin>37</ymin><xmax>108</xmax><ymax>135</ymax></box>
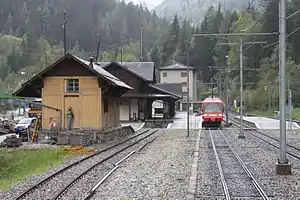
<box><xmin>168</xmin><ymin>112</ymin><xmax>201</xmax><ymax>129</ymax></box>
<box><xmin>237</xmin><ymin>116</ymin><xmax>300</xmax><ymax>129</ymax></box>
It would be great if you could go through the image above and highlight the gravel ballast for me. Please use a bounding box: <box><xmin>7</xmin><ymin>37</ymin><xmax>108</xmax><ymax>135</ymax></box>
<box><xmin>195</xmin><ymin>130</ymin><xmax>224</xmax><ymax>199</ymax></box>
<box><xmin>90</xmin><ymin>129</ymin><xmax>197</xmax><ymax>200</ymax></box>
<box><xmin>0</xmin><ymin>129</ymin><xmax>149</xmax><ymax>200</ymax></box>
<box><xmin>223</xmin><ymin>128</ymin><xmax>300</xmax><ymax>199</ymax></box>
<box><xmin>59</xmin><ymin>130</ymin><xmax>162</xmax><ymax>200</ymax></box>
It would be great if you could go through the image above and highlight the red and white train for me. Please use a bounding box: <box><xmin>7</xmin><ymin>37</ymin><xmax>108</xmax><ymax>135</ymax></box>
<box><xmin>201</xmin><ymin>97</ymin><xmax>224</xmax><ymax>128</ymax></box>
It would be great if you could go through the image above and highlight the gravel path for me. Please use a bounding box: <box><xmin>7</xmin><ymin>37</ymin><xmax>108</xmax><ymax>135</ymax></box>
<box><xmin>224</xmin><ymin>128</ymin><xmax>300</xmax><ymax>199</ymax></box>
<box><xmin>0</xmin><ymin>129</ymin><xmax>147</xmax><ymax>200</ymax></box>
<box><xmin>89</xmin><ymin>129</ymin><xmax>197</xmax><ymax>200</ymax></box>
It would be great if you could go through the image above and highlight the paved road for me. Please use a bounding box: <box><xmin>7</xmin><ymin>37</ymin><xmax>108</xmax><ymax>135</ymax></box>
<box><xmin>236</xmin><ymin>116</ymin><xmax>300</xmax><ymax>129</ymax></box>
<box><xmin>169</xmin><ymin>112</ymin><xmax>201</xmax><ymax>129</ymax></box>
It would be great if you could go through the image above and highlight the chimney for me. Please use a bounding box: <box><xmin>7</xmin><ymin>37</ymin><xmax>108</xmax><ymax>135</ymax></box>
<box><xmin>89</xmin><ymin>57</ymin><xmax>94</xmax><ymax>68</ymax></box>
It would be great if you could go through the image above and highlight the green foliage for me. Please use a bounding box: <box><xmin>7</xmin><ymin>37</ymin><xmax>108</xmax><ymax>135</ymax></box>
<box><xmin>0</xmin><ymin>0</ymin><xmax>300</xmax><ymax>112</ymax></box>
<box><xmin>0</xmin><ymin>148</ymin><xmax>72</xmax><ymax>189</ymax></box>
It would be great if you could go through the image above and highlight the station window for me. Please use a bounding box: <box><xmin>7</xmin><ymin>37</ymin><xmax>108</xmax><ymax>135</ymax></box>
<box><xmin>163</xmin><ymin>72</ymin><xmax>167</xmax><ymax>77</ymax></box>
<box><xmin>66</xmin><ymin>79</ymin><xmax>79</xmax><ymax>93</ymax></box>
<box><xmin>182</xmin><ymin>82</ymin><xmax>187</xmax><ymax>87</ymax></box>
<box><xmin>181</xmin><ymin>72</ymin><xmax>187</xmax><ymax>77</ymax></box>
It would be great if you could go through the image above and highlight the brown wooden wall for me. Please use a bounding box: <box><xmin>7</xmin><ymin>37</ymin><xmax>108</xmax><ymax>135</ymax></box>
<box><xmin>42</xmin><ymin>76</ymin><xmax>102</xmax><ymax>129</ymax></box>
<box><xmin>102</xmin><ymin>97</ymin><xmax>120</xmax><ymax>127</ymax></box>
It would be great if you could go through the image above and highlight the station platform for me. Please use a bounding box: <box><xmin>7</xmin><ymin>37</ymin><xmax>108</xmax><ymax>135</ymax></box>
<box><xmin>235</xmin><ymin>116</ymin><xmax>300</xmax><ymax>129</ymax></box>
<box><xmin>168</xmin><ymin>112</ymin><xmax>201</xmax><ymax>129</ymax></box>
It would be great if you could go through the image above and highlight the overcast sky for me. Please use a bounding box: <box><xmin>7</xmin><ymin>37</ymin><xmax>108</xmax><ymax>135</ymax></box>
<box><xmin>125</xmin><ymin>0</ymin><xmax>163</xmax><ymax>9</ymax></box>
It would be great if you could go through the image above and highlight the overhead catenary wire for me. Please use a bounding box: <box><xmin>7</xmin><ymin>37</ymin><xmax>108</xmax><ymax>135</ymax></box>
<box><xmin>263</xmin><ymin>26</ymin><xmax>300</xmax><ymax>48</ymax></box>
<box><xmin>245</xmin><ymin>0</ymin><xmax>273</xmax><ymax>32</ymax></box>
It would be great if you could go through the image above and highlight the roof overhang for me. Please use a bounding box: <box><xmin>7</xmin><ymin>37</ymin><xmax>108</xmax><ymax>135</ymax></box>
<box><xmin>121</xmin><ymin>93</ymin><xmax>179</xmax><ymax>100</ymax></box>
<box><xmin>101</xmin><ymin>62</ymin><xmax>149</xmax><ymax>82</ymax></box>
<box><xmin>148</xmin><ymin>84</ymin><xmax>182</xmax><ymax>100</ymax></box>
<box><xmin>13</xmin><ymin>54</ymin><xmax>132</xmax><ymax>97</ymax></box>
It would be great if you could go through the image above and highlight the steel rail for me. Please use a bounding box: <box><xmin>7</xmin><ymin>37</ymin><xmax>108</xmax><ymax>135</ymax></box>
<box><xmin>229</xmin><ymin>117</ymin><xmax>300</xmax><ymax>160</ymax></box>
<box><xmin>52</xmin><ymin>129</ymin><xmax>159</xmax><ymax>200</ymax></box>
<box><xmin>218</xmin><ymin>129</ymin><xmax>270</xmax><ymax>200</ymax></box>
<box><xmin>83</xmin><ymin>134</ymin><xmax>159</xmax><ymax>200</ymax></box>
<box><xmin>14</xmin><ymin>128</ymin><xmax>151</xmax><ymax>200</ymax></box>
<box><xmin>83</xmin><ymin>165</ymin><xmax>120</xmax><ymax>200</ymax></box>
<box><xmin>208</xmin><ymin>129</ymin><xmax>231</xmax><ymax>200</ymax></box>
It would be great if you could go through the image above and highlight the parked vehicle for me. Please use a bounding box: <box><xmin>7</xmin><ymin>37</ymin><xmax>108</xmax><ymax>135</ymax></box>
<box><xmin>15</xmin><ymin>117</ymin><xmax>36</xmax><ymax>141</ymax></box>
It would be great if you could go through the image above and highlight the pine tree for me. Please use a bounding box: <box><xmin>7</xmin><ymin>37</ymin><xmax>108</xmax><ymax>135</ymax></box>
<box><xmin>161</xmin><ymin>14</ymin><xmax>181</xmax><ymax>64</ymax></box>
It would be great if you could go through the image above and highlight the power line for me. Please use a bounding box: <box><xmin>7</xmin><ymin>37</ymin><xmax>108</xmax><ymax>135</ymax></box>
<box><xmin>263</xmin><ymin>26</ymin><xmax>300</xmax><ymax>48</ymax></box>
<box><xmin>287</xmin><ymin>9</ymin><xmax>300</xmax><ymax>19</ymax></box>
<box><xmin>245</xmin><ymin>0</ymin><xmax>273</xmax><ymax>31</ymax></box>
<box><xmin>193</xmin><ymin>32</ymin><xmax>277</xmax><ymax>37</ymax></box>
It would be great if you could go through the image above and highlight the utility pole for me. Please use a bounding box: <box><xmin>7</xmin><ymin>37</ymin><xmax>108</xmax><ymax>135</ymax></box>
<box><xmin>193</xmin><ymin>32</ymin><xmax>276</xmax><ymax>135</ymax></box>
<box><xmin>63</xmin><ymin>11</ymin><xmax>67</xmax><ymax>56</ymax></box>
<box><xmin>238</xmin><ymin>38</ymin><xmax>245</xmax><ymax>139</ymax></box>
<box><xmin>288</xmin><ymin>86</ymin><xmax>292</xmax><ymax>131</ymax></box>
<box><xmin>209</xmin><ymin>66</ymin><xmax>213</xmax><ymax>98</ymax></box>
<box><xmin>120</xmin><ymin>39</ymin><xmax>123</xmax><ymax>64</ymax></box>
<box><xmin>225</xmin><ymin>57</ymin><xmax>229</xmax><ymax>125</ymax></box>
<box><xmin>140</xmin><ymin>25</ymin><xmax>143</xmax><ymax>62</ymax></box>
<box><xmin>217</xmin><ymin>40</ymin><xmax>266</xmax><ymax>138</ymax></box>
<box><xmin>219</xmin><ymin>75</ymin><xmax>222</xmax><ymax>98</ymax></box>
<box><xmin>186</xmin><ymin>47</ymin><xmax>190</xmax><ymax>137</ymax></box>
<box><xmin>276</xmin><ymin>0</ymin><xmax>291</xmax><ymax>174</ymax></box>
<box><xmin>268</xmin><ymin>81</ymin><xmax>272</xmax><ymax>117</ymax></box>
<box><xmin>95</xmin><ymin>41</ymin><xmax>101</xmax><ymax>62</ymax></box>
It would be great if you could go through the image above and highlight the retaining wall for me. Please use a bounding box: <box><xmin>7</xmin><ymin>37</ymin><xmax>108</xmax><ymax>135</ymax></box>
<box><xmin>40</xmin><ymin>125</ymin><xmax>135</xmax><ymax>146</ymax></box>
<box><xmin>144</xmin><ymin>119</ymin><xmax>173</xmax><ymax>128</ymax></box>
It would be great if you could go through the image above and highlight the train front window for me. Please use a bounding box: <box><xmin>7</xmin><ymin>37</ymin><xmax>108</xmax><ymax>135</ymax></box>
<box><xmin>203</xmin><ymin>104</ymin><xmax>222</xmax><ymax>112</ymax></box>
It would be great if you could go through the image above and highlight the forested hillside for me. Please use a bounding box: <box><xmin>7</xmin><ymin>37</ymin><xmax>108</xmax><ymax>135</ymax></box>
<box><xmin>0</xmin><ymin>0</ymin><xmax>168</xmax><ymax>93</ymax></box>
<box><xmin>152</xmin><ymin>0</ymin><xmax>300</xmax><ymax>112</ymax></box>
<box><xmin>154</xmin><ymin>0</ymin><xmax>259</xmax><ymax>22</ymax></box>
<box><xmin>1</xmin><ymin>0</ymin><xmax>300</xmax><ymax>113</ymax></box>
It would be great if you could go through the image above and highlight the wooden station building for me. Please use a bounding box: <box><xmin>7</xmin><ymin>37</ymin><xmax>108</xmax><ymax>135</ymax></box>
<box><xmin>97</xmin><ymin>61</ymin><xmax>182</xmax><ymax>121</ymax></box>
<box><xmin>13</xmin><ymin>54</ymin><xmax>181</xmax><ymax>130</ymax></box>
<box><xmin>13</xmin><ymin>53</ymin><xmax>132</xmax><ymax>129</ymax></box>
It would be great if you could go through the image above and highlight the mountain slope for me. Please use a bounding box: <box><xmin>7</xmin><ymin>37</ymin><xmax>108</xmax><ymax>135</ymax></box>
<box><xmin>154</xmin><ymin>0</ymin><xmax>259</xmax><ymax>22</ymax></box>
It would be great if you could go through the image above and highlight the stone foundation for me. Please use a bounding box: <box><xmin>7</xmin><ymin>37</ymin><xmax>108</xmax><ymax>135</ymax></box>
<box><xmin>144</xmin><ymin>119</ymin><xmax>173</xmax><ymax>128</ymax></box>
<box><xmin>39</xmin><ymin>125</ymin><xmax>134</xmax><ymax>146</ymax></box>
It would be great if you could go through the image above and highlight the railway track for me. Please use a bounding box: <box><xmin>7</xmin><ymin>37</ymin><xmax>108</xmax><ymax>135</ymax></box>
<box><xmin>14</xmin><ymin>129</ymin><xmax>159</xmax><ymax>200</ymax></box>
<box><xmin>82</xmin><ymin>134</ymin><xmax>159</xmax><ymax>200</ymax></box>
<box><xmin>208</xmin><ymin>128</ymin><xmax>269</xmax><ymax>199</ymax></box>
<box><xmin>229</xmin><ymin>116</ymin><xmax>300</xmax><ymax>160</ymax></box>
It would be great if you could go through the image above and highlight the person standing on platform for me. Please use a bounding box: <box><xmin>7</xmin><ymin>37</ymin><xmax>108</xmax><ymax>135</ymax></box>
<box><xmin>66</xmin><ymin>107</ymin><xmax>74</xmax><ymax>131</ymax></box>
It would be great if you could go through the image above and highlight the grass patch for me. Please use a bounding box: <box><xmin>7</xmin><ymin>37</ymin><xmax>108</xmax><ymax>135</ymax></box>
<box><xmin>0</xmin><ymin>147</ymin><xmax>72</xmax><ymax>190</ymax></box>
<box><xmin>292</xmin><ymin>107</ymin><xmax>300</xmax><ymax>120</ymax></box>
<box><xmin>247</xmin><ymin>110</ymin><xmax>273</xmax><ymax>117</ymax></box>
<box><xmin>247</xmin><ymin>107</ymin><xmax>300</xmax><ymax>121</ymax></box>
